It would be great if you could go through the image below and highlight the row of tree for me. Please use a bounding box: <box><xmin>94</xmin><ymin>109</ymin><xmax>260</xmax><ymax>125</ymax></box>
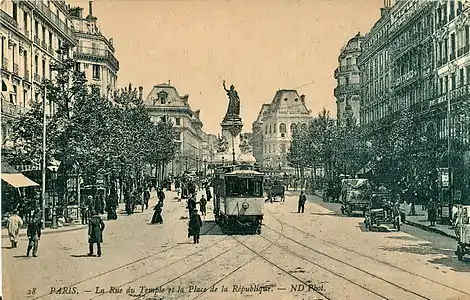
<box><xmin>7</xmin><ymin>45</ymin><xmax>178</xmax><ymax>214</ymax></box>
<box><xmin>287</xmin><ymin>105</ymin><xmax>470</xmax><ymax>201</ymax></box>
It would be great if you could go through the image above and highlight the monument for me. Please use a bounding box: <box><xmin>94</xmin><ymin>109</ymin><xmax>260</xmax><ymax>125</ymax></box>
<box><xmin>215</xmin><ymin>80</ymin><xmax>255</xmax><ymax>165</ymax></box>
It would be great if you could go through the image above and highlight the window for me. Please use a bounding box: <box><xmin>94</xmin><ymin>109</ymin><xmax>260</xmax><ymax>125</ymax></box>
<box><xmin>290</xmin><ymin>123</ymin><xmax>297</xmax><ymax>133</ymax></box>
<box><xmin>92</xmin><ymin>64</ymin><xmax>101</xmax><ymax>80</ymax></box>
<box><xmin>49</xmin><ymin>32</ymin><xmax>53</xmax><ymax>47</ymax></box>
<box><xmin>175</xmin><ymin>117</ymin><xmax>181</xmax><ymax>126</ymax></box>
<box><xmin>157</xmin><ymin>91</ymin><xmax>168</xmax><ymax>104</ymax></box>
<box><xmin>225</xmin><ymin>177</ymin><xmax>263</xmax><ymax>197</ymax></box>
<box><xmin>23</xmin><ymin>12</ymin><xmax>27</xmax><ymax>32</ymax></box>
<box><xmin>42</xmin><ymin>26</ymin><xmax>46</xmax><ymax>42</ymax></box>
<box><xmin>279</xmin><ymin>123</ymin><xmax>286</xmax><ymax>137</ymax></box>
<box><xmin>35</xmin><ymin>21</ymin><xmax>39</xmax><ymax>37</ymax></box>
<box><xmin>281</xmin><ymin>143</ymin><xmax>286</xmax><ymax>153</ymax></box>
<box><xmin>42</xmin><ymin>60</ymin><xmax>46</xmax><ymax>79</ymax></box>
<box><xmin>23</xmin><ymin>51</ymin><xmax>27</xmax><ymax>74</ymax></box>
<box><xmin>34</xmin><ymin>55</ymin><xmax>38</xmax><ymax>74</ymax></box>
<box><xmin>75</xmin><ymin>62</ymin><xmax>80</xmax><ymax>72</ymax></box>
<box><xmin>23</xmin><ymin>89</ymin><xmax>27</xmax><ymax>107</ymax></box>
<box><xmin>12</xmin><ymin>2</ymin><xmax>18</xmax><ymax>21</ymax></box>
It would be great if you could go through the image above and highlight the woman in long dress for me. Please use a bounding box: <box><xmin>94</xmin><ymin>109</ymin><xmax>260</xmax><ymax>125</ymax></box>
<box><xmin>151</xmin><ymin>202</ymin><xmax>163</xmax><ymax>224</ymax></box>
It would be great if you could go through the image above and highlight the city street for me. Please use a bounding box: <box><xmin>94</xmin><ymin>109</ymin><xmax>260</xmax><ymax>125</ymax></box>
<box><xmin>2</xmin><ymin>190</ymin><xmax>470</xmax><ymax>300</ymax></box>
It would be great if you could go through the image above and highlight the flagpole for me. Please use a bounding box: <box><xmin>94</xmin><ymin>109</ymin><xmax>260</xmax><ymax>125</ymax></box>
<box><xmin>41</xmin><ymin>85</ymin><xmax>47</xmax><ymax>229</ymax></box>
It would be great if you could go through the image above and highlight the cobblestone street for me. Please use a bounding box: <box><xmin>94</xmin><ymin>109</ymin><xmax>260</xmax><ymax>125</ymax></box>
<box><xmin>2</xmin><ymin>190</ymin><xmax>469</xmax><ymax>300</ymax></box>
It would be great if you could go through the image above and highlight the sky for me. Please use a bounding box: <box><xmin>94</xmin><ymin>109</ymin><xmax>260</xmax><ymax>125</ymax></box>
<box><xmin>68</xmin><ymin>0</ymin><xmax>384</xmax><ymax>134</ymax></box>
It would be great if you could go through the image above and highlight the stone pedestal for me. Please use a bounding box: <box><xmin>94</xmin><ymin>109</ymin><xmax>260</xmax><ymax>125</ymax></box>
<box><xmin>220</xmin><ymin>114</ymin><xmax>243</xmax><ymax>164</ymax></box>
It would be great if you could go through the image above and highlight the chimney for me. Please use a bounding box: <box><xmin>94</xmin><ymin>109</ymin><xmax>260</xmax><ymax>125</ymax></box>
<box><xmin>88</xmin><ymin>1</ymin><xmax>93</xmax><ymax>17</ymax></box>
<box><xmin>139</xmin><ymin>86</ymin><xmax>143</xmax><ymax>100</ymax></box>
<box><xmin>300</xmin><ymin>94</ymin><xmax>305</xmax><ymax>103</ymax></box>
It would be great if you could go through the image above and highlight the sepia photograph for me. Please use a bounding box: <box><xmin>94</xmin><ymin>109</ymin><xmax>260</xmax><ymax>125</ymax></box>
<box><xmin>1</xmin><ymin>0</ymin><xmax>470</xmax><ymax>299</ymax></box>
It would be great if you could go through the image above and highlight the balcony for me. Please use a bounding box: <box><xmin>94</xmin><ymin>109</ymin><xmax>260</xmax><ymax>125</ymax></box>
<box><xmin>33</xmin><ymin>1</ymin><xmax>75</xmax><ymax>41</ymax></box>
<box><xmin>74</xmin><ymin>46</ymin><xmax>120</xmax><ymax>71</ymax></box>
<box><xmin>394</xmin><ymin>69</ymin><xmax>418</xmax><ymax>87</ymax></box>
<box><xmin>34</xmin><ymin>73</ymin><xmax>41</xmax><ymax>83</ymax></box>
<box><xmin>334</xmin><ymin>84</ymin><xmax>361</xmax><ymax>97</ymax></box>
<box><xmin>24</xmin><ymin>70</ymin><xmax>30</xmax><ymax>81</ymax></box>
<box><xmin>34</xmin><ymin>36</ymin><xmax>40</xmax><ymax>45</ymax></box>
<box><xmin>2</xmin><ymin>58</ymin><xmax>8</xmax><ymax>71</ymax></box>
<box><xmin>41</xmin><ymin>41</ymin><xmax>47</xmax><ymax>50</ymax></box>
<box><xmin>13</xmin><ymin>63</ymin><xmax>19</xmax><ymax>75</ymax></box>
<box><xmin>0</xmin><ymin>10</ymin><xmax>18</xmax><ymax>29</ymax></box>
<box><xmin>1</xmin><ymin>98</ymin><xmax>29</xmax><ymax>118</ymax></box>
<box><xmin>450</xmin><ymin>85</ymin><xmax>469</xmax><ymax>102</ymax></box>
<box><xmin>457</xmin><ymin>45</ymin><xmax>470</xmax><ymax>57</ymax></box>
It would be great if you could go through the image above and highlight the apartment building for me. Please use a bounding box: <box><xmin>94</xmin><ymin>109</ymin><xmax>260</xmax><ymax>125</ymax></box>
<box><xmin>1</xmin><ymin>0</ymin><xmax>76</xmax><ymax>146</ymax></box>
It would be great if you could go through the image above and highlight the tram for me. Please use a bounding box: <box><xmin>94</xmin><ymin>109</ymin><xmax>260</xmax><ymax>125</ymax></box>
<box><xmin>213</xmin><ymin>164</ymin><xmax>265</xmax><ymax>234</ymax></box>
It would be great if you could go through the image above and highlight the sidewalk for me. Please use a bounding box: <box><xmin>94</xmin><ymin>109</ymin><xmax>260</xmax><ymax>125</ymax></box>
<box><xmin>404</xmin><ymin>205</ymin><xmax>457</xmax><ymax>239</ymax></box>
<box><xmin>1</xmin><ymin>188</ymin><xmax>171</xmax><ymax>239</ymax></box>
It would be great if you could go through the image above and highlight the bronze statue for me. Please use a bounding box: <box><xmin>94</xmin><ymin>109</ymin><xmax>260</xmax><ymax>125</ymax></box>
<box><xmin>222</xmin><ymin>80</ymin><xmax>240</xmax><ymax>117</ymax></box>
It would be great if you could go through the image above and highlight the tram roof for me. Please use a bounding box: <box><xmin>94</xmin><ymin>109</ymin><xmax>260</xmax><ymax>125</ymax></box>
<box><xmin>225</xmin><ymin>169</ymin><xmax>264</xmax><ymax>176</ymax></box>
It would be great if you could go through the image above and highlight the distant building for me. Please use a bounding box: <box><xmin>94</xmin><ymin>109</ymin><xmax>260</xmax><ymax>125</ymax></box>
<box><xmin>69</xmin><ymin>1</ymin><xmax>119</xmax><ymax>99</ymax></box>
<box><xmin>144</xmin><ymin>83</ymin><xmax>208</xmax><ymax>176</ymax></box>
<box><xmin>334</xmin><ymin>32</ymin><xmax>363</xmax><ymax>126</ymax></box>
<box><xmin>252</xmin><ymin>90</ymin><xmax>312</xmax><ymax>171</ymax></box>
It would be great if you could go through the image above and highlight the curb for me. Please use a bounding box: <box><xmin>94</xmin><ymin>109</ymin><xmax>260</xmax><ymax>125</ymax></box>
<box><xmin>405</xmin><ymin>220</ymin><xmax>457</xmax><ymax>240</ymax></box>
<box><xmin>2</xmin><ymin>224</ymin><xmax>88</xmax><ymax>239</ymax></box>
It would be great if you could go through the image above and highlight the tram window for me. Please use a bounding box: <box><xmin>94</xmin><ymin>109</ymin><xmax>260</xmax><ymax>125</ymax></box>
<box><xmin>225</xmin><ymin>177</ymin><xmax>263</xmax><ymax>197</ymax></box>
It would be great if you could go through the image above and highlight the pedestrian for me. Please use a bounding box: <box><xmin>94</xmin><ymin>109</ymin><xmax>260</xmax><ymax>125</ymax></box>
<box><xmin>199</xmin><ymin>195</ymin><xmax>207</xmax><ymax>217</ymax></box>
<box><xmin>187</xmin><ymin>194</ymin><xmax>197</xmax><ymax>216</ymax></box>
<box><xmin>80</xmin><ymin>200</ymin><xmax>88</xmax><ymax>225</ymax></box>
<box><xmin>151</xmin><ymin>202</ymin><xmax>163</xmax><ymax>224</ymax></box>
<box><xmin>157</xmin><ymin>188</ymin><xmax>165</xmax><ymax>207</ymax></box>
<box><xmin>205</xmin><ymin>185</ymin><xmax>212</xmax><ymax>202</ymax></box>
<box><xmin>7</xmin><ymin>209</ymin><xmax>23</xmax><ymax>248</ymax></box>
<box><xmin>399</xmin><ymin>199</ymin><xmax>409</xmax><ymax>224</ymax></box>
<box><xmin>298</xmin><ymin>191</ymin><xmax>306</xmax><ymax>213</ymax></box>
<box><xmin>281</xmin><ymin>185</ymin><xmax>286</xmax><ymax>202</ymax></box>
<box><xmin>26</xmin><ymin>207</ymin><xmax>42</xmax><ymax>257</ymax></box>
<box><xmin>143</xmin><ymin>188</ymin><xmax>151</xmax><ymax>210</ymax></box>
<box><xmin>188</xmin><ymin>209</ymin><xmax>203</xmax><ymax>244</ymax></box>
<box><xmin>88</xmin><ymin>210</ymin><xmax>105</xmax><ymax>257</ymax></box>
<box><xmin>428</xmin><ymin>198</ymin><xmax>437</xmax><ymax>226</ymax></box>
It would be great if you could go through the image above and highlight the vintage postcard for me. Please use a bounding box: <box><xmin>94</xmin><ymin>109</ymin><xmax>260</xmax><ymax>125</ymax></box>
<box><xmin>1</xmin><ymin>0</ymin><xmax>470</xmax><ymax>299</ymax></box>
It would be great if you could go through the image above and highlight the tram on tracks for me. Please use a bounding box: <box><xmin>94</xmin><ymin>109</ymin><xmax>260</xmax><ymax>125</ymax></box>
<box><xmin>213</xmin><ymin>164</ymin><xmax>265</xmax><ymax>234</ymax></box>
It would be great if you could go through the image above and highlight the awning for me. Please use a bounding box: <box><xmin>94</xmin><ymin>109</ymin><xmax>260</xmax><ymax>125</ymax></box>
<box><xmin>1</xmin><ymin>173</ymin><xmax>39</xmax><ymax>188</ymax></box>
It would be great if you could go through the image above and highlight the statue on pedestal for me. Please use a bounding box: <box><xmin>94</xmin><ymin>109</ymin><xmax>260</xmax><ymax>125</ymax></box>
<box><xmin>222</xmin><ymin>80</ymin><xmax>240</xmax><ymax>117</ymax></box>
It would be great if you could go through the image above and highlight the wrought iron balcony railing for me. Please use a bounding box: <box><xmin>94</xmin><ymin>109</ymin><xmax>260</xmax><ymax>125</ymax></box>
<box><xmin>74</xmin><ymin>46</ymin><xmax>120</xmax><ymax>70</ymax></box>
<box><xmin>33</xmin><ymin>0</ymin><xmax>75</xmax><ymax>40</ymax></box>
<box><xmin>13</xmin><ymin>63</ymin><xmax>19</xmax><ymax>75</ymax></box>
<box><xmin>34</xmin><ymin>36</ymin><xmax>40</xmax><ymax>45</ymax></box>
<box><xmin>2</xmin><ymin>57</ymin><xmax>8</xmax><ymax>71</ymax></box>
<box><xmin>0</xmin><ymin>10</ymin><xmax>18</xmax><ymax>29</ymax></box>
<box><xmin>1</xmin><ymin>98</ymin><xmax>29</xmax><ymax>117</ymax></box>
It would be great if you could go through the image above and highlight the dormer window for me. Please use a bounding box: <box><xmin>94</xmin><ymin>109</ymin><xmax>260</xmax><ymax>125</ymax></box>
<box><xmin>157</xmin><ymin>90</ymin><xmax>168</xmax><ymax>104</ymax></box>
<box><xmin>284</xmin><ymin>98</ymin><xmax>288</xmax><ymax>101</ymax></box>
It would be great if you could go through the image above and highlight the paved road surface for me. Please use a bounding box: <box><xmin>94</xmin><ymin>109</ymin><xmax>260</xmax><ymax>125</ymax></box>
<box><xmin>3</xmin><ymin>190</ymin><xmax>470</xmax><ymax>300</ymax></box>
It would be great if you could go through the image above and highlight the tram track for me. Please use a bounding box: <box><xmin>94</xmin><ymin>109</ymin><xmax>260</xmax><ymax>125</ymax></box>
<box><xmin>32</xmin><ymin>223</ymin><xmax>220</xmax><ymax>300</ymax></box>
<box><xmin>264</xmin><ymin>208</ymin><xmax>470</xmax><ymax>299</ymax></box>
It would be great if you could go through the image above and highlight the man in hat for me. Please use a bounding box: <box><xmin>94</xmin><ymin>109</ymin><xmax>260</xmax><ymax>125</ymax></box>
<box><xmin>188</xmin><ymin>209</ymin><xmax>203</xmax><ymax>244</ymax></box>
<box><xmin>6</xmin><ymin>209</ymin><xmax>23</xmax><ymax>248</ymax></box>
<box><xmin>88</xmin><ymin>210</ymin><xmax>105</xmax><ymax>257</ymax></box>
<box><xmin>26</xmin><ymin>207</ymin><xmax>42</xmax><ymax>257</ymax></box>
<box><xmin>80</xmin><ymin>198</ymin><xmax>89</xmax><ymax>225</ymax></box>
<box><xmin>298</xmin><ymin>191</ymin><xmax>307</xmax><ymax>213</ymax></box>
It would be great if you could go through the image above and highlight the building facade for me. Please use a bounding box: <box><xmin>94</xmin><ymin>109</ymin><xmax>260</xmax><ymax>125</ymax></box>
<box><xmin>252</xmin><ymin>90</ymin><xmax>312</xmax><ymax>171</ymax></box>
<box><xmin>69</xmin><ymin>1</ymin><xmax>119</xmax><ymax>99</ymax></box>
<box><xmin>144</xmin><ymin>83</ymin><xmax>208</xmax><ymax>176</ymax></box>
<box><xmin>334</xmin><ymin>32</ymin><xmax>364</xmax><ymax>125</ymax></box>
<box><xmin>1</xmin><ymin>0</ymin><xmax>76</xmax><ymax>147</ymax></box>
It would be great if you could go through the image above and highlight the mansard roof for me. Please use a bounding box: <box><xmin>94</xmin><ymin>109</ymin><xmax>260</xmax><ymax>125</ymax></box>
<box><xmin>265</xmin><ymin>89</ymin><xmax>310</xmax><ymax>116</ymax></box>
<box><xmin>144</xmin><ymin>83</ymin><xmax>192</xmax><ymax>109</ymax></box>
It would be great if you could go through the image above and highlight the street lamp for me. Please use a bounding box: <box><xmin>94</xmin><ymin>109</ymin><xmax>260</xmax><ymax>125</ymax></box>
<box><xmin>49</xmin><ymin>165</ymin><xmax>59</xmax><ymax>229</ymax></box>
<box><xmin>203</xmin><ymin>158</ymin><xmax>207</xmax><ymax>176</ymax></box>
<box><xmin>222</xmin><ymin>156</ymin><xmax>225</xmax><ymax>167</ymax></box>
<box><xmin>446</xmin><ymin>60</ymin><xmax>458</xmax><ymax>223</ymax></box>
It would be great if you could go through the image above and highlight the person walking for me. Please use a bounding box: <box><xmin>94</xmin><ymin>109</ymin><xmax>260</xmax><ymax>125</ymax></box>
<box><xmin>143</xmin><ymin>188</ymin><xmax>151</xmax><ymax>210</ymax></box>
<box><xmin>88</xmin><ymin>210</ymin><xmax>105</xmax><ymax>257</ymax></box>
<box><xmin>205</xmin><ymin>185</ymin><xmax>212</xmax><ymax>203</ymax></box>
<box><xmin>199</xmin><ymin>195</ymin><xmax>207</xmax><ymax>218</ymax></box>
<box><xmin>187</xmin><ymin>194</ymin><xmax>197</xmax><ymax>216</ymax></box>
<box><xmin>298</xmin><ymin>191</ymin><xmax>307</xmax><ymax>213</ymax></box>
<box><xmin>26</xmin><ymin>207</ymin><xmax>42</xmax><ymax>257</ymax></box>
<box><xmin>188</xmin><ymin>209</ymin><xmax>203</xmax><ymax>244</ymax></box>
<box><xmin>428</xmin><ymin>198</ymin><xmax>437</xmax><ymax>226</ymax></box>
<box><xmin>80</xmin><ymin>201</ymin><xmax>88</xmax><ymax>225</ymax></box>
<box><xmin>7</xmin><ymin>209</ymin><xmax>23</xmax><ymax>248</ymax></box>
<box><xmin>151</xmin><ymin>202</ymin><xmax>163</xmax><ymax>224</ymax></box>
<box><xmin>157</xmin><ymin>188</ymin><xmax>165</xmax><ymax>207</ymax></box>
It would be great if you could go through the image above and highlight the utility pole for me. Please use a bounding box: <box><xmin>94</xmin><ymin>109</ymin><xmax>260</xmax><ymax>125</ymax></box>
<box><xmin>41</xmin><ymin>85</ymin><xmax>47</xmax><ymax>229</ymax></box>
